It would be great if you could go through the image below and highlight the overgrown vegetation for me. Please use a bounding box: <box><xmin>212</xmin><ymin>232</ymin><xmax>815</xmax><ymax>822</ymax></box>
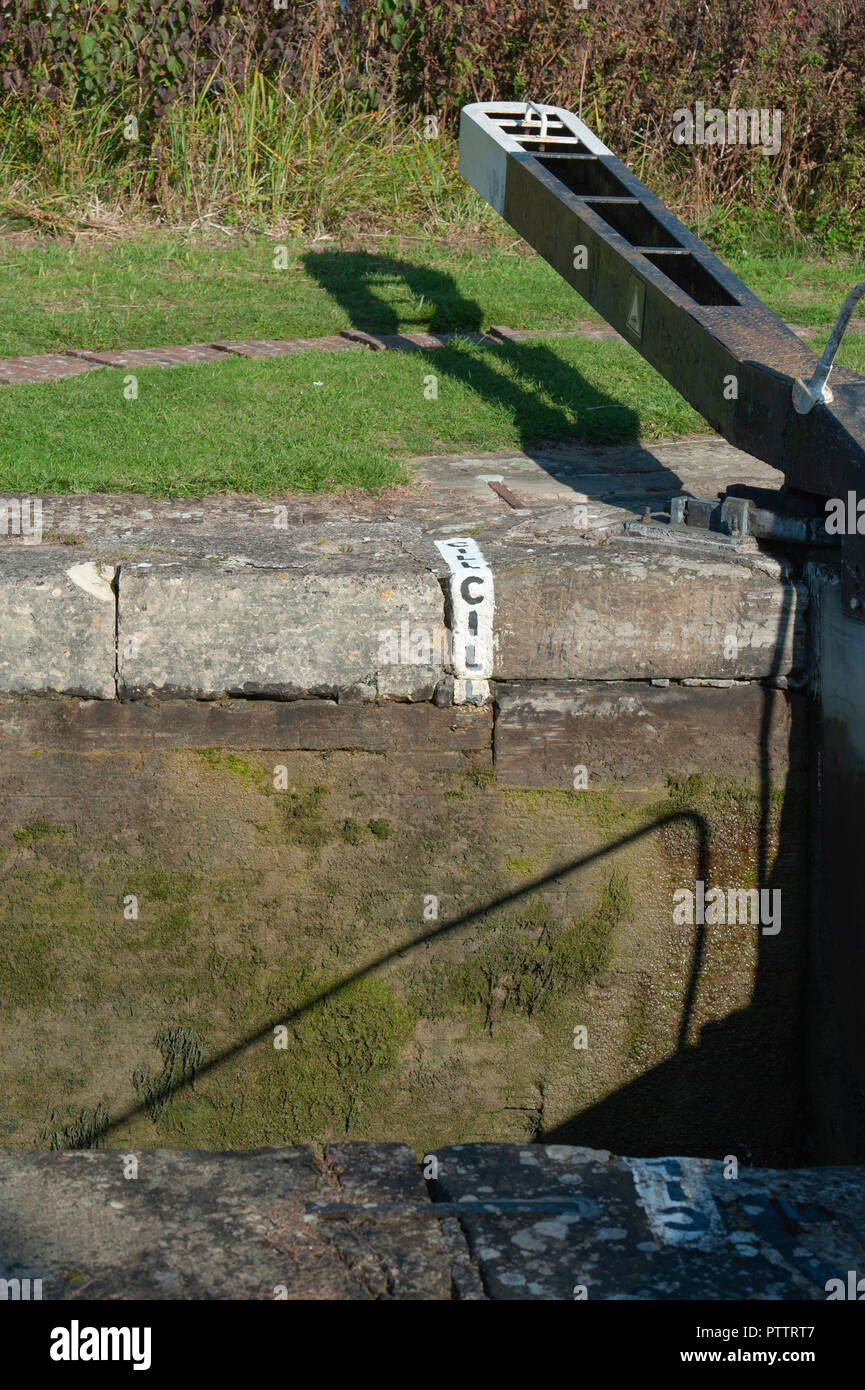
<box><xmin>0</xmin><ymin>924</ymin><xmax>57</xmax><ymax>1009</ymax></box>
<box><xmin>257</xmin><ymin>971</ymin><xmax>413</xmax><ymax>1139</ymax></box>
<box><xmin>0</xmin><ymin>1</ymin><xmax>863</xmax><ymax>251</ymax></box>
<box><xmin>13</xmin><ymin>816</ymin><xmax>69</xmax><ymax>844</ymax></box>
<box><xmin>278</xmin><ymin>782</ymin><xmax>332</xmax><ymax>848</ymax></box>
<box><xmin>41</xmin><ymin>1102</ymin><xmax>110</xmax><ymax>1150</ymax></box>
<box><xmin>0</xmin><ymin>743</ymin><xmax>806</xmax><ymax>1155</ymax></box>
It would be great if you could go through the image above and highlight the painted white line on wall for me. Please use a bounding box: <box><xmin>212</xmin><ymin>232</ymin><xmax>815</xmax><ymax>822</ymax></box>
<box><xmin>623</xmin><ymin>1156</ymin><xmax>725</xmax><ymax>1252</ymax></box>
<box><xmin>435</xmin><ymin>536</ymin><xmax>494</xmax><ymax>704</ymax></box>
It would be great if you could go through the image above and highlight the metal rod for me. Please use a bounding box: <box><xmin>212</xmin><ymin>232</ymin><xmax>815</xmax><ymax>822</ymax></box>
<box><xmin>793</xmin><ymin>282</ymin><xmax>865</xmax><ymax>414</ymax></box>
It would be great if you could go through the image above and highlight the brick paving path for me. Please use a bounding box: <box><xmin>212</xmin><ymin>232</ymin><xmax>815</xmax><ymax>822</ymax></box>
<box><xmin>0</xmin><ymin>319</ymin><xmax>849</xmax><ymax>387</ymax></box>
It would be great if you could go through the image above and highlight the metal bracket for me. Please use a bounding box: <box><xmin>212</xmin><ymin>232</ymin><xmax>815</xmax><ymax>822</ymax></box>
<box><xmin>667</xmin><ymin>488</ymin><xmax>832</xmax><ymax>546</ymax></box>
<box><xmin>793</xmin><ymin>282</ymin><xmax>865</xmax><ymax>415</ymax></box>
<box><xmin>522</xmin><ymin>101</ymin><xmax>549</xmax><ymax>141</ymax></box>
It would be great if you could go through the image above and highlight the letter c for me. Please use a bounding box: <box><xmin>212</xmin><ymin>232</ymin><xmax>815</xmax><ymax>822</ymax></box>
<box><xmin>460</xmin><ymin>575</ymin><xmax>484</xmax><ymax>604</ymax></box>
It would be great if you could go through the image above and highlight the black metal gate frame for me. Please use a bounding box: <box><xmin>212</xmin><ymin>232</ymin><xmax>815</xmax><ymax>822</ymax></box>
<box><xmin>458</xmin><ymin>103</ymin><xmax>865</xmax><ymax>535</ymax></box>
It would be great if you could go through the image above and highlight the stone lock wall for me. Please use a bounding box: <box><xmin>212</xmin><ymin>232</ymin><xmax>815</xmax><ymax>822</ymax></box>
<box><xmin>0</xmin><ymin>680</ymin><xmax>807</xmax><ymax>1167</ymax></box>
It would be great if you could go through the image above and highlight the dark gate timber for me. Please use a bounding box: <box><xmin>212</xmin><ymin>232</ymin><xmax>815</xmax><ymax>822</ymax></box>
<box><xmin>459</xmin><ymin>101</ymin><xmax>865</xmax><ymax>604</ymax></box>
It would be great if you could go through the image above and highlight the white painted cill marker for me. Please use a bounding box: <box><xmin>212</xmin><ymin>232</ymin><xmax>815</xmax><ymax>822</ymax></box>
<box><xmin>434</xmin><ymin>536</ymin><xmax>494</xmax><ymax>704</ymax></box>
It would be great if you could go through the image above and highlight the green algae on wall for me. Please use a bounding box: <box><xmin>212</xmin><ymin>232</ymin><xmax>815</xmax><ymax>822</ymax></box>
<box><xmin>0</xmin><ymin>746</ymin><xmax>805</xmax><ymax>1161</ymax></box>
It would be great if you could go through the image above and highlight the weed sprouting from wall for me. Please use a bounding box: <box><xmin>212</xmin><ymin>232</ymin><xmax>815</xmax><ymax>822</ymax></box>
<box><xmin>410</xmin><ymin>870</ymin><xmax>633</xmax><ymax>1031</ymax></box>
<box><xmin>132</xmin><ymin>1026</ymin><xmax>206</xmax><ymax>1123</ymax></box>
<box><xmin>41</xmin><ymin>1102</ymin><xmax>111</xmax><ymax>1151</ymax></box>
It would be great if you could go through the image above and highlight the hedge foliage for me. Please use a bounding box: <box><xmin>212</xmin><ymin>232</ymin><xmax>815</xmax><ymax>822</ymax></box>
<box><xmin>1</xmin><ymin>1</ymin><xmax>863</xmax><ymax>236</ymax></box>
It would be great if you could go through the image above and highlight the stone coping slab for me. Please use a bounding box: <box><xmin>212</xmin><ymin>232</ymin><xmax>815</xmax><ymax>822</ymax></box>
<box><xmin>0</xmin><ymin>443</ymin><xmax>810</xmax><ymax>698</ymax></box>
<box><xmin>0</xmin><ymin>1142</ymin><xmax>860</xmax><ymax>1300</ymax></box>
<box><xmin>0</xmin><ymin>541</ymin><xmax>806</xmax><ymax>699</ymax></box>
<box><xmin>0</xmin><ymin>551</ymin><xmax>115</xmax><ymax>699</ymax></box>
<box><xmin>116</xmin><ymin>557</ymin><xmax>445</xmax><ymax>700</ymax></box>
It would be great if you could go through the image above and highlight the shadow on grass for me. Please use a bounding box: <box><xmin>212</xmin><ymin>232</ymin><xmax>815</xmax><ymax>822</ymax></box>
<box><xmin>303</xmin><ymin>247</ymin><xmax>646</xmax><ymax>452</ymax></box>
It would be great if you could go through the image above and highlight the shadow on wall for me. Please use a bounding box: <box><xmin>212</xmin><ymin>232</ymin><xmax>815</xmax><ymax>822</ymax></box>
<box><xmin>18</xmin><ymin>262</ymin><xmax>814</xmax><ymax>1169</ymax></box>
<box><xmin>90</xmin><ymin>568</ymin><xmax>809</xmax><ymax>1165</ymax></box>
<box><xmin>91</xmin><ymin>807</ymin><xmax>713</xmax><ymax>1145</ymax></box>
<box><xmin>542</xmin><ymin>582</ymin><xmax>810</xmax><ymax>1164</ymax></box>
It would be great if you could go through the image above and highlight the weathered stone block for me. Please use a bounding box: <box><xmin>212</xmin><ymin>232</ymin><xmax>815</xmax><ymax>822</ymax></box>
<box><xmin>431</xmin><ymin>1143</ymin><xmax>865</xmax><ymax>1300</ymax></box>
<box><xmin>117</xmin><ymin>559</ymin><xmax>445</xmax><ymax>699</ymax></box>
<box><xmin>494</xmin><ymin>681</ymin><xmax>799</xmax><ymax>788</ymax></box>
<box><xmin>0</xmin><ymin>551</ymin><xmax>115</xmax><ymax>698</ymax></box>
<box><xmin>488</xmin><ymin>541</ymin><xmax>806</xmax><ymax>680</ymax></box>
<box><xmin>0</xmin><ymin>693</ymin><xmax>491</xmax><ymax>754</ymax></box>
<box><xmin>0</xmin><ymin>1145</ymin><xmax>451</xmax><ymax>1300</ymax></box>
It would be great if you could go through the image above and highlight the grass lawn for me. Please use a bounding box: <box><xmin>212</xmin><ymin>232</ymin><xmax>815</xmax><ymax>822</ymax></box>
<box><xmin>0</xmin><ymin>230</ymin><xmax>863</xmax><ymax>357</ymax></box>
<box><xmin>0</xmin><ymin>334</ymin><xmax>706</xmax><ymax>495</ymax></box>
<box><xmin>0</xmin><ymin>230</ymin><xmax>862</xmax><ymax>496</ymax></box>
